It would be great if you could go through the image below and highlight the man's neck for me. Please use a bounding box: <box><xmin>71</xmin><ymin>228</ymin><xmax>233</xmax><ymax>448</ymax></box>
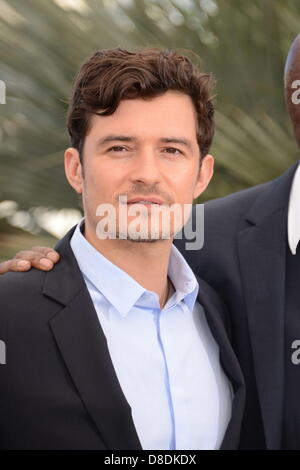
<box><xmin>84</xmin><ymin>223</ymin><xmax>173</xmax><ymax>309</ymax></box>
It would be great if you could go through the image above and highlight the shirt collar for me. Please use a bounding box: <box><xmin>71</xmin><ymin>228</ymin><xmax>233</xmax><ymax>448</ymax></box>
<box><xmin>70</xmin><ymin>219</ymin><xmax>199</xmax><ymax>316</ymax></box>
<box><xmin>288</xmin><ymin>162</ymin><xmax>300</xmax><ymax>255</ymax></box>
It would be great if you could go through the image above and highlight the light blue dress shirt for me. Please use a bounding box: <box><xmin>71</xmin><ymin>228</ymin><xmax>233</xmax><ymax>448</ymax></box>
<box><xmin>70</xmin><ymin>222</ymin><xmax>232</xmax><ymax>450</ymax></box>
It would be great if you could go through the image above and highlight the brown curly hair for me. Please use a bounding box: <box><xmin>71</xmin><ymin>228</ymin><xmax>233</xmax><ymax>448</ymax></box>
<box><xmin>67</xmin><ymin>47</ymin><xmax>215</xmax><ymax>160</ymax></box>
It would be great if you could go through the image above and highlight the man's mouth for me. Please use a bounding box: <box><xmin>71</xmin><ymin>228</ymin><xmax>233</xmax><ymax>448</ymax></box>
<box><xmin>126</xmin><ymin>196</ymin><xmax>165</xmax><ymax>205</ymax></box>
<box><xmin>127</xmin><ymin>201</ymin><xmax>161</xmax><ymax>205</ymax></box>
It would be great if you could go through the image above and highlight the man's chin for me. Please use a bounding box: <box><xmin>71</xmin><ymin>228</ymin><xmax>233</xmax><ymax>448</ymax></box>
<box><xmin>115</xmin><ymin>231</ymin><xmax>174</xmax><ymax>243</ymax></box>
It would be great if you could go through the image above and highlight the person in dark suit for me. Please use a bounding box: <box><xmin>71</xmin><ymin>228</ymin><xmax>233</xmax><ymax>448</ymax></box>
<box><xmin>6</xmin><ymin>34</ymin><xmax>300</xmax><ymax>450</ymax></box>
<box><xmin>0</xmin><ymin>48</ymin><xmax>245</xmax><ymax>450</ymax></box>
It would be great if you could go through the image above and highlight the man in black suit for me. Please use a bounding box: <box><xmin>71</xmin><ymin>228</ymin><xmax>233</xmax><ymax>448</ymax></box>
<box><xmin>0</xmin><ymin>48</ymin><xmax>245</xmax><ymax>450</ymax></box>
<box><xmin>6</xmin><ymin>34</ymin><xmax>300</xmax><ymax>450</ymax></box>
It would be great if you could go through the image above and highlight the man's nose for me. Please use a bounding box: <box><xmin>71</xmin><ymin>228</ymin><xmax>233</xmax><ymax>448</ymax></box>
<box><xmin>129</xmin><ymin>149</ymin><xmax>162</xmax><ymax>186</ymax></box>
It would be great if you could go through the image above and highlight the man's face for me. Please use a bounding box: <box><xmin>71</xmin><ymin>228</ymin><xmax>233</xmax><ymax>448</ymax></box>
<box><xmin>65</xmin><ymin>90</ymin><xmax>213</xmax><ymax>242</ymax></box>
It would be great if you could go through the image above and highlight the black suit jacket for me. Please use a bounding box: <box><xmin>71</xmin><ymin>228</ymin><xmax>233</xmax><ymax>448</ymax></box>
<box><xmin>0</xmin><ymin>227</ymin><xmax>245</xmax><ymax>450</ymax></box>
<box><xmin>174</xmin><ymin>161</ymin><xmax>299</xmax><ymax>450</ymax></box>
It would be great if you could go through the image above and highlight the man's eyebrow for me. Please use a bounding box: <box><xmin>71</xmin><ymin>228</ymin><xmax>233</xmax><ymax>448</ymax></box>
<box><xmin>95</xmin><ymin>135</ymin><xmax>193</xmax><ymax>149</ymax></box>
<box><xmin>159</xmin><ymin>137</ymin><xmax>193</xmax><ymax>150</ymax></box>
<box><xmin>96</xmin><ymin>135</ymin><xmax>137</xmax><ymax>147</ymax></box>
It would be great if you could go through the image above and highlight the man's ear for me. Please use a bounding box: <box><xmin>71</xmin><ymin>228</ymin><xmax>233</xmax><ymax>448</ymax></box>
<box><xmin>64</xmin><ymin>147</ymin><xmax>83</xmax><ymax>194</ymax></box>
<box><xmin>193</xmin><ymin>154</ymin><xmax>214</xmax><ymax>200</ymax></box>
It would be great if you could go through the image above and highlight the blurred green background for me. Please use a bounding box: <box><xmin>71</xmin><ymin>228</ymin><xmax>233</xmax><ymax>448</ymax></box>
<box><xmin>0</xmin><ymin>0</ymin><xmax>299</xmax><ymax>260</ymax></box>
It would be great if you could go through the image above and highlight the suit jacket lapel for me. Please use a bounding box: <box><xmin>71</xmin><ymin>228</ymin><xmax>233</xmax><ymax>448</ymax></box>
<box><xmin>237</xmin><ymin>162</ymin><xmax>299</xmax><ymax>449</ymax></box>
<box><xmin>196</xmin><ymin>277</ymin><xmax>246</xmax><ymax>450</ymax></box>
<box><xmin>238</xmin><ymin>209</ymin><xmax>286</xmax><ymax>449</ymax></box>
<box><xmin>43</xmin><ymin>229</ymin><xmax>142</xmax><ymax>450</ymax></box>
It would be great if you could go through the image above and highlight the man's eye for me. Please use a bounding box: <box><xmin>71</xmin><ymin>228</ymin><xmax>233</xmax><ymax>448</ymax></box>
<box><xmin>108</xmin><ymin>146</ymin><xmax>128</xmax><ymax>152</ymax></box>
<box><xmin>163</xmin><ymin>147</ymin><xmax>183</xmax><ymax>155</ymax></box>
